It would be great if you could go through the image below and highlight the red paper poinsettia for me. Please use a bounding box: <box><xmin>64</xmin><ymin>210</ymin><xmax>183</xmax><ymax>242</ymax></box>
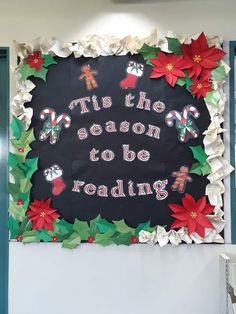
<box><xmin>27</xmin><ymin>198</ymin><xmax>60</xmax><ymax>231</ymax></box>
<box><xmin>150</xmin><ymin>51</ymin><xmax>191</xmax><ymax>87</ymax></box>
<box><xmin>181</xmin><ymin>32</ymin><xmax>226</xmax><ymax>78</ymax></box>
<box><xmin>189</xmin><ymin>70</ymin><xmax>213</xmax><ymax>99</ymax></box>
<box><xmin>168</xmin><ymin>193</ymin><xmax>214</xmax><ymax>238</ymax></box>
<box><xmin>27</xmin><ymin>51</ymin><xmax>44</xmax><ymax>72</ymax></box>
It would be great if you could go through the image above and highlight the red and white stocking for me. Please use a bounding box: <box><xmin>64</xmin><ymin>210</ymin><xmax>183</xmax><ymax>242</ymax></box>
<box><xmin>119</xmin><ymin>61</ymin><xmax>144</xmax><ymax>89</ymax></box>
<box><xmin>44</xmin><ymin>165</ymin><xmax>66</xmax><ymax>196</ymax></box>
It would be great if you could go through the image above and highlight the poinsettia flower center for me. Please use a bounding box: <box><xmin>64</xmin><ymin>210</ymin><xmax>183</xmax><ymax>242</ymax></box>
<box><xmin>193</xmin><ymin>55</ymin><xmax>201</xmax><ymax>63</ymax></box>
<box><xmin>197</xmin><ymin>83</ymin><xmax>202</xmax><ymax>89</ymax></box>
<box><xmin>33</xmin><ymin>58</ymin><xmax>39</xmax><ymax>64</ymax></box>
<box><xmin>190</xmin><ymin>211</ymin><xmax>198</xmax><ymax>219</ymax></box>
<box><xmin>166</xmin><ymin>63</ymin><xmax>174</xmax><ymax>71</ymax></box>
<box><xmin>40</xmin><ymin>211</ymin><xmax>46</xmax><ymax>217</ymax></box>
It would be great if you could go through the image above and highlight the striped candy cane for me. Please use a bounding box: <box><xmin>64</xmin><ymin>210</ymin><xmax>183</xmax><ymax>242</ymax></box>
<box><xmin>165</xmin><ymin>105</ymin><xmax>200</xmax><ymax>143</ymax></box>
<box><xmin>39</xmin><ymin>108</ymin><xmax>71</xmax><ymax>144</ymax></box>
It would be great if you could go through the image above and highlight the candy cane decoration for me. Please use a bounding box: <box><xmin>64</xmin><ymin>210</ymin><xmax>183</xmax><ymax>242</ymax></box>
<box><xmin>39</xmin><ymin>108</ymin><xmax>71</xmax><ymax>144</ymax></box>
<box><xmin>165</xmin><ymin>105</ymin><xmax>200</xmax><ymax>143</ymax></box>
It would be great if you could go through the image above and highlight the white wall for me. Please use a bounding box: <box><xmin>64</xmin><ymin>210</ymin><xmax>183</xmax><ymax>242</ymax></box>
<box><xmin>1</xmin><ymin>0</ymin><xmax>236</xmax><ymax>314</ymax></box>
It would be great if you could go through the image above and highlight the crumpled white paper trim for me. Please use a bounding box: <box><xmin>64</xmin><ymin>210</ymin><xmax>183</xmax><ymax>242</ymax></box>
<box><xmin>11</xmin><ymin>30</ymin><xmax>233</xmax><ymax>246</ymax></box>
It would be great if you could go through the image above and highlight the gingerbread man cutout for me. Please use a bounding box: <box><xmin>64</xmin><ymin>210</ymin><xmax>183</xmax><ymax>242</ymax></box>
<box><xmin>171</xmin><ymin>166</ymin><xmax>192</xmax><ymax>194</ymax></box>
<box><xmin>79</xmin><ymin>65</ymin><xmax>98</xmax><ymax>91</ymax></box>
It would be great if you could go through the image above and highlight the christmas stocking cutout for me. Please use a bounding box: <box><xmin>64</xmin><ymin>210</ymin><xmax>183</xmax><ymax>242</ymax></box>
<box><xmin>44</xmin><ymin>165</ymin><xmax>66</xmax><ymax>196</ymax></box>
<box><xmin>119</xmin><ymin>61</ymin><xmax>144</xmax><ymax>89</ymax></box>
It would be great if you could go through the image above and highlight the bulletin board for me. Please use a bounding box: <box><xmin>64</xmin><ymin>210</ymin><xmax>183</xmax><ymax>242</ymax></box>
<box><xmin>8</xmin><ymin>31</ymin><xmax>233</xmax><ymax>248</ymax></box>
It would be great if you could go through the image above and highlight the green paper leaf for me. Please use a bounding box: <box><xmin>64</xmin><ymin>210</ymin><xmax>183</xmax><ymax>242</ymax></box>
<box><xmin>146</xmin><ymin>59</ymin><xmax>154</xmax><ymax>66</ymax></box>
<box><xmin>95</xmin><ymin>219</ymin><xmax>116</xmax><ymax>233</ymax></box>
<box><xmin>138</xmin><ymin>43</ymin><xmax>160</xmax><ymax>61</ymax></box>
<box><xmin>56</xmin><ymin>219</ymin><xmax>73</xmax><ymax>235</ymax></box>
<box><xmin>24</xmin><ymin>157</ymin><xmax>38</xmax><ymax>178</ymax></box>
<box><xmin>8</xmin><ymin>152</ymin><xmax>20</xmax><ymax>168</ymax></box>
<box><xmin>73</xmin><ymin>219</ymin><xmax>90</xmax><ymax>240</ymax></box>
<box><xmin>10</xmin><ymin>117</ymin><xmax>24</xmax><ymax>139</ymax></box>
<box><xmin>211</xmin><ymin>65</ymin><xmax>226</xmax><ymax>81</ymax></box>
<box><xmin>190</xmin><ymin>146</ymin><xmax>207</xmax><ymax>165</ymax></box>
<box><xmin>113</xmin><ymin>232</ymin><xmax>133</xmax><ymax>246</ymax></box>
<box><xmin>113</xmin><ymin>220</ymin><xmax>135</xmax><ymax>234</ymax></box>
<box><xmin>189</xmin><ymin>162</ymin><xmax>203</xmax><ymax>175</ymax></box>
<box><xmin>8</xmin><ymin>182</ymin><xmax>19</xmax><ymax>199</ymax></box>
<box><xmin>18</xmin><ymin>218</ymin><xmax>32</xmax><ymax>234</ymax></box>
<box><xmin>41</xmin><ymin>54</ymin><xmax>57</xmax><ymax>67</ymax></box>
<box><xmin>36</xmin><ymin>229</ymin><xmax>52</xmax><ymax>242</ymax></box>
<box><xmin>135</xmin><ymin>221</ymin><xmax>151</xmax><ymax>236</ymax></box>
<box><xmin>62</xmin><ymin>232</ymin><xmax>81</xmax><ymax>249</ymax></box>
<box><xmin>9</xmin><ymin>201</ymin><xmax>26</xmax><ymax>222</ymax></box>
<box><xmin>94</xmin><ymin>229</ymin><xmax>115</xmax><ymax>245</ymax></box>
<box><xmin>33</xmin><ymin>67</ymin><xmax>48</xmax><ymax>81</ymax></box>
<box><xmin>7</xmin><ymin>216</ymin><xmax>20</xmax><ymax>239</ymax></box>
<box><xmin>166</xmin><ymin>37</ymin><xmax>182</xmax><ymax>55</ymax></box>
<box><xmin>15</xmin><ymin>143</ymin><xmax>32</xmax><ymax>162</ymax></box>
<box><xmin>19</xmin><ymin>63</ymin><xmax>36</xmax><ymax>80</ymax></box>
<box><xmin>201</xmin><ymin>162</ymin><xmax>211</xmax><ymax>176</ymax></box>
<box><xmin>22</xmin><ymin>230</ymin><xmax>40</xmax><ymax>243</ymax></box>
<box><xmin>176</xmin><ymin>78</ymin><xmax>186</xmax><ymax>86</ymax></box>
<box><xmin>89</xmin><ymin>215</ymin><xmax>101</xmax><ymax>236</ymax></box>
<box><xmin>204</xmin><ymin>90</ymin><xmax>221</xmax><ymax>105</ymax></box>
<box><xmin>11</xmin><ymin>129</ymin><xmax>35</xmax><ymax>147</ymax></box>
<box><xmin>19</xmin><ymin>178</ymin><xmax>32</xmax><ymax>193</ymax></box>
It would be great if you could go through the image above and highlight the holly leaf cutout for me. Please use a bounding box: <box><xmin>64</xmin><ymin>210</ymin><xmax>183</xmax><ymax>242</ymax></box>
<box><xmin>189</xmin><ymin>162</ymin><xmax>203</xmax><ymax>176</ymax></box>
<box><xmin>135</xmin><ymin>221</ymin><xmax>151</xmax><ymax>236</ymax></box>
<box><xmin>9</xmin><ymin>200</ymin><xmax>26</xmax><ymax>222</ymax></box>
<box><xmin>190</xmin><ymin>146</ymin><xmax>207</xmax><ymax>165</ymax></box>
<box><xmin>19</xmin><ymin>63</ymin><xmax>36</xmax><ymax>80</ymax></box>
<box><xmin>33</xmin><ymin>67</ymin><xmax>48</xmax><ymax>81</ymax></box>
<box><xmin>113</xmin><ymin>232</ymin><xmax>133</xmax><ymax>246</ymax></box>
<box><xmin>138</xmin><ymin>43</ymin><xmax>160</xmax><ymax>61</ymax></box>
<box><xmin>22</xmin><ymin>230</ymin><xmax>40</xmax><ymax>243</ymax></box>
<box><xmin>73</xmin><ymin>219</ymin><xmax>90</xmax><ymax>240</ymax></box>
<box><xmin>95</xmin><ymin>219</ymin><xmax>116</xmax><ymax>233</ymax></box>
<box><xmin>166</xmin><ymin>37</ymin><xmax>182</xmax><ymax>55</ymax></box>
<box><xmin>113</xmin><ymin>220</ymin><xmax>135</xmax><ymax>234</ymax></box>
<box><xmin>10</xmin><ymin>117</ymin><xmax>24</xmax><ymax>139</ymax></box>
<box><xmin>62</xmin><ymin>232</ymin><xmax>81</xmax><ymax>249</ymax></box>
<box><xmin>11</xmin><ymin>129</ymin><xmax>35</xmax><ymax>148</ymax></box>
<box><xmin>41</xmin><ymin>54</ymin><xmax>57</xmax><ymax>67</ymax></box>
<box><xmin>19</xmin><ymin>178</ymin><xmax>32</xmax><ymax>193</ymax></box>
<box><xmin>7</xmin><ymin>216</ymin><xmax>20</xmax><ymax>239</ymax></box>
<box><xmin>211</xmin><ymin>65</ymin><xmax>226</xmax><ymax>81</ymax></box>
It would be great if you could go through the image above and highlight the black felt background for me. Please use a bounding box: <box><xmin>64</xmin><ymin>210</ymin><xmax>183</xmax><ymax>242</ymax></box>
<box><xmin>26</xmin><ymin>53</ymin><xmax>210</xmax><ymax>229</ymax></box>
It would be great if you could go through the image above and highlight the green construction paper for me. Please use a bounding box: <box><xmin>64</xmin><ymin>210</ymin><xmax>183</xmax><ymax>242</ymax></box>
<box><xmin>95</xmin><ymin>219</ymin><xmax>116</xmax><ymax>233</ymax></box>
<box><xmin>22</xmin><ymin>230</ymin><xmax>40</xmax><ymax>243</ymax></box>
<box><xmin>33</xmin><ymin>67</ymin><xmax>48</xmax><ymax>81</ymax></box>
<box><xmin>73</xmin><ymin>219</ymin><xmax>90</xmax><ymax>240</ymax></box>
<box><xmin>14</xmin><ymin>143</ymin><xmax>32</xmax><ymax>162</ymax></box>
<box><xmin>9</xmin><ymin>201</ymin><xmax>26</xmax><ymax>222</ymax></box>
<box><xmin>190</xmin><ymin>146</ymin><xmax>207</xmax><ymax>165</ymax></box>
<box><xmin>146</xmin><ymin>59</ymin><xmax>154</xmax><ymax>66</ymax></box>
<box><xmin>176</xmin><ymin>78</ymin><xmax>186</xmax><ymax>86</ymax></box>
<box><xmin>18</xmin><ymin>218</ymin><xmax>32</xmax><ymax>234</ymax></box>
<box><xmin>36</xmin><ymin>229</ymin><xmax>52</xmax><ymax>242</ymax></box>
<box><xmin>189</xmin><ymin>162</ymin><xmax>202</xmax><ymax>175</ymax></box>
<box><xmin>56</xmin><ymin>219</ymin><xmax>73</xmax><ymax>234</ymax></box>
<box><xmin>19</xmin><ymin>63</ymin><xmax>36</xmax><ymax>80</ymax></box>
<box><xmin>138</xmin><ymin>43</ymin><xmax>160</xmax><ymax>61</ymax></box>
<box><xmin>211</xmin><ymin>65</ymin><xmax>226</xmax><ymax>81</ymax></box>
<box><xmin>8</xmin><ymin>152</ymin><xmax>19</xmax><ymax>168</ymax></box>
<box><xmin>113</xmin><ymin>220</ymin><xmax>135</xmax><ymax>234</ymax></box>
<box><xmin>166</xmin><ymin>37</ymin><xmax>182</xmax><ymax>55</ymax></box>
<box><xmin>10</xmin><ymin>168</ymin><xmax>24</xmax><ymax>183</ymax></box>
<box><xmin>24</xmin><ymin>158</ymin><xmax>38</xmax><ymax>178</ymax></box>
<box><xmin>204</xmin><ymin>90</ymin><xmax>221</xmax><ymax>105</ymax></box>
<box><xmin>19</xmin><ymin>178</ymin><xmax>32</xmax><ymax>193</ymax></box>
<box><xmin>62</xmin><ymin>232</ymin><xmax>81</xmax><ymax>249</ymax></box>
<box><xmin>89</xmin><ymin>215</ymin><xmax>101</xmax><ymax>235</ymax></box>
<box><xmin>8</xmin><ymin>182</ymin><xmax>19</xmax><ymax>199</ymax></box>
<box><xmin>201</xmin><ymin>162</ymin><xmax>211</xmax><ymax>176</ymax></box>
<box><xmin>135</xmin><ymin>221</ymin><xmax>151</xmax><ymax>236</ymax></box>
<box><xmin>11</xmin><ymin>129</ymin><xmax>35</xmax><ymax>147</ymax></box>
<box><xmin>7</xmin><ymin>216</ymin><xmax>20</xmax><ymax>239</ymax></box>
<box><xmin>41</xmin><ymin>54</ymin><xmax>57</xmax><ymax>67</ymax></box>
<box><xmin>113</xmin><ymin>232</ymin><xmax>133</xmax><ymax>246</ymax></box>
<box><xmin>10</xmin><ymin>117</ymin><xmax>24</xmax><ymax>139</ymax></box>
<box><xmin>94</xmin><ymin>229</ymin><xmax>115</xmax><ymax>245</ymax></box>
